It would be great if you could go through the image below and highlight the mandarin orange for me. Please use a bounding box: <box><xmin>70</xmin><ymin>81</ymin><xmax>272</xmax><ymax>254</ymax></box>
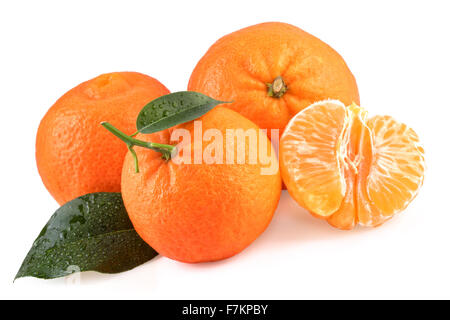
<box><xmin>280</xmin><ymin>100</ymin><xmax>425</xmax><ymax>229</ymax></box>
<box><xmin>188</xmin><ymin>22</ymin><xmax>360</xmax><ymax>138</ymax></box>
<box><xmin>121</xmin><ymin>107</ymin><xmax>282</xmax><ymax>263</ymax></box>
<box><xmin>36</xmin><ymin>72</ymin><xmax>169</xmax><ymax>205</ymax></box>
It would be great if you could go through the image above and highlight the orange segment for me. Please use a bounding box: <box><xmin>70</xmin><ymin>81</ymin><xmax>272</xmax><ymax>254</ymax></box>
<box><xmin>357</xmin><ymin>115</ymin><xmax>425</xmax><ymax>227</ymax></box>
<box><xmin>280</xmin><ymin>100</ymin><xmax>425</xmax><ymax>229</ymax></box>
<box><xmin>280</xmin><ymin>100</ymin><xmax>349</xmax><ymax>217</ymax></box>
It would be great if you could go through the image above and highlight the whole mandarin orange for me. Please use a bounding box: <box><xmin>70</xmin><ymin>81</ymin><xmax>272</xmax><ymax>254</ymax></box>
<box><xmin>36</xmin><ymin>72</ymin><xmax>169</xmax><ymax>205</ymax></box>
<box><xmin>188</xmin><ymin>22</ymin><xmax>360</xmax><ymax>138</ymax></box>
<box><xmin>121</xmin><ymin>107</ymin><xmax>282</xmax><ymax>263</ymax></box>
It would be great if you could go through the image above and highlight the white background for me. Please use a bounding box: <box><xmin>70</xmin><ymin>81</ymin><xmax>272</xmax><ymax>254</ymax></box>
<box><xmin>1</xmin><ymin>0</ymin><xmax>449</xmax><ymax>299</ymax></box>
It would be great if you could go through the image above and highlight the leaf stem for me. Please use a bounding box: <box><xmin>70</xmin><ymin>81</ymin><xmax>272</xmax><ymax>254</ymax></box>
<box><xmin>127</xmin><ymin>145</ymin><xmax>139</xmax><ymax>173</ymax></box>
<box><xmin>101</xmin><ymin>122</ymin><xmax>176</xmax><ymax>172</ymax></box>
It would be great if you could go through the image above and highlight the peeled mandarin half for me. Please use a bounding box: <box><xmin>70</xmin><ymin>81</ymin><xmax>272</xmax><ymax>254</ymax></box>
<box><xmin>279</xmin><ymin>100</ymin><xmax>425</xmax><ymax>229</ymax></box>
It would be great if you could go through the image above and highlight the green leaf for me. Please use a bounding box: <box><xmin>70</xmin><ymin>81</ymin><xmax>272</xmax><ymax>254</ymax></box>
<box><xmin>15</xmin><ymin>193</ymin><xmax>157</xmax><ymax>280</ymax></box>
<box><xmin>136</xmin><ymin>91</ymin><xmax>229</xmax><ymax>134</ymax></box>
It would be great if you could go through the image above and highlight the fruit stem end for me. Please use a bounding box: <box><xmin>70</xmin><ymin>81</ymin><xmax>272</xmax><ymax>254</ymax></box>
<box><xmin>267</xmin><ymin>76</ymin><xmax>287</xmax><ymax>98</ymax></box>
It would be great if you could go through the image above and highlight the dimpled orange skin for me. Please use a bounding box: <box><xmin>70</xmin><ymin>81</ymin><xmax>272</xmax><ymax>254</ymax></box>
<box><xmin>188</xmin><ymin>22</ymin><xmax>360</xmax><ymax>137</ymax></box>
<box><xmin>36</xmin><ymin>72</ymin><xmax>170</xmax><ymax>205</ymax></box>
<box><xmin>121</xmin><ymin>107</ymin><xmax>282</xmax><ymax>263</ymax></box>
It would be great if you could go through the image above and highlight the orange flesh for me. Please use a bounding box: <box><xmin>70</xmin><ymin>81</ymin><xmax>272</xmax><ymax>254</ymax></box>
<box><xmin>280</xmin><ymin>101</ymin><xmax>425</xmax><ymax>229</ymax></box>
